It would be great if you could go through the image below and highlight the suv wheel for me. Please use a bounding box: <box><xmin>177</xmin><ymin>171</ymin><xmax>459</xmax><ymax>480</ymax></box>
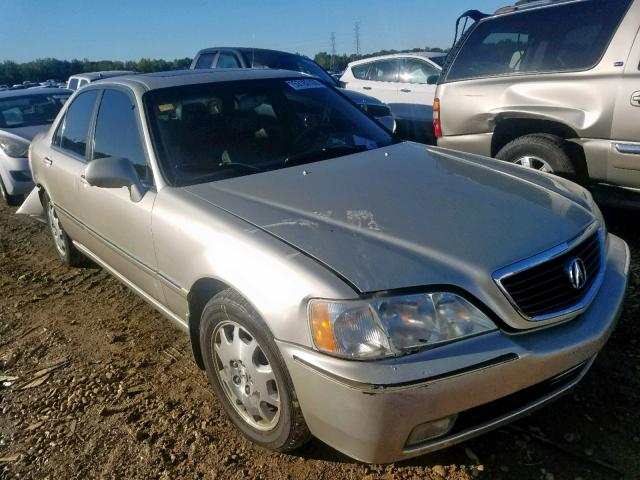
<box><xmin>496</xmin><ymin>134</ymin><xmax>578</xmax><ymax>180</ymax></box>
<box><xmin>43</xmin><ymin>192</ymin><xmax>85</xmax><ymax>267</ymax></box>
<box><xmin>0</xmin><ymin>177</ymin><xmax>23</xmax><ymax>206</ymax></box>
<box><xmin>200</xmin><ymin>289</ymin><xmax>311</xmax><ymax>452</ymax></box>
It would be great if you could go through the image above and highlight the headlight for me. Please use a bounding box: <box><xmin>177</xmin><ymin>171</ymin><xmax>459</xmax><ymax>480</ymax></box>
<box><xmin>0</xmin><ymin>135</ymin><xmax>30</xmax><ymax>158</ymax></box>
<box><xmin>309</xmin><ymin>292</ymin><xmax>497</xmax><ymax>359</ymax></box>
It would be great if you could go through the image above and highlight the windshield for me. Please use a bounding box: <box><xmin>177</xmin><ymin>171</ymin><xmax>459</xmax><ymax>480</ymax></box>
<box><xmin>248</xmin><ymin>51</ymin><xmax>336</xmax><ymax>85</ymax></box>
<box><xmin>145</xmin><ymin>78</ymin><xmax>396</xmax><ymax>186</ymax></box>
<box><xmin>0</xmin><ymin>93</ymin><xmax>70</xmax><ymax>128</ymax></box>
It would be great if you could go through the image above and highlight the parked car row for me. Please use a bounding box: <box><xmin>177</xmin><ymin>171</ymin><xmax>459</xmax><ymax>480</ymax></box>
<box><xmin>3</xmin><ymin>0</ymin><xmax>634</xmax><ymax>465</ymax></box>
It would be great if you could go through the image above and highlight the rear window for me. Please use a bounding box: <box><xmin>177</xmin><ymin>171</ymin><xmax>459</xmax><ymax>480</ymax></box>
<box><xmin>446</xmin><ymin>0</ymin><xmax>631</xmax><ymax>82</ymax></box>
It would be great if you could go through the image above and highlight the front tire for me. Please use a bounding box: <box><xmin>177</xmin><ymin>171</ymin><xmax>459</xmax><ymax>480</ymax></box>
<box><xmin>43</xmin><ymin>192</ymin><xmax>85</xmax><ymax>267</ymax></box>
<box><xmin>199</xmin><ymin>289</ymin><xmax>311</xmax><ymax>452</ymax></box>
<box><xmin>496</xmin><ymin>134</ymin><xmax>580</xmax><ymax>181</ymax></box>
<box><xmin>0</xmin><ymin>177</ymin><xmax>24</xmax><ymax>206</ymax></box>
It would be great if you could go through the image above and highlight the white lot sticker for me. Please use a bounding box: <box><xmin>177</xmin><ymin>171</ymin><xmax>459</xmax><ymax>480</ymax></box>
<box><xmin>286</xmin><ymin>79</ymin><xmax>325</xmax><ymax>90</ymax></box>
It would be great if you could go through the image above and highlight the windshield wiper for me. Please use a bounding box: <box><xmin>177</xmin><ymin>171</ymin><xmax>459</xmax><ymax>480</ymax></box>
<box><xmin>284</xmin><ymin>144</ymin><xmax>368</xmax><ymax>167</ymax></box>
<box><xmin>218</xmin><ymin>161</ymin><xmax>265</xmax><ymax>173</ymax></box>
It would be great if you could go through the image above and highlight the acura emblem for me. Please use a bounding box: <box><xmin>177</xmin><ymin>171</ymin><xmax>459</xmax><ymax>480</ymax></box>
<box><xmin>566</xmin><ymin>258</ymin><xmax>587</xmax><ymax>290</ymax></box>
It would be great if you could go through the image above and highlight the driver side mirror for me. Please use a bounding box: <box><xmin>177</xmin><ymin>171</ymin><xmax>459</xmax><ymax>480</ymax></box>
<box><xmin>83</xmin><ymin>156</ymin><xmax>146</xmax><ymax>202</ymax></box>
<box><xmin>427</xmin><ymin>75</ymin><xmax>440</xmax><ymax>85</ymax></box>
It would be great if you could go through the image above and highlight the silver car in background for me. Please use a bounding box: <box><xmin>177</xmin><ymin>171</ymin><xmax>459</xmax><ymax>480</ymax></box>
<box><xmin>0</xmin><ymin>87</ymin><xmax>71</xmax><ymax>205</ymax></box>
<box><xmin>29</xmin><ymin>69</ymin><xmax>629</xmax><ymax>463</ymax></box>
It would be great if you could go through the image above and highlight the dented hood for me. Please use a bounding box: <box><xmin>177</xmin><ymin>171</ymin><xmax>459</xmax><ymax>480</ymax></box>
<box><xmin>185</xmin><ymin>142</ymin><xmax>595</xmax><ymax>293</ymax></box>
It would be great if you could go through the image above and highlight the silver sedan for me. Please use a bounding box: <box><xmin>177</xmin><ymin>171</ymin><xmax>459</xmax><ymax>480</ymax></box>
<box><xmin>29</xmin><ymin>69</ymin><xmax>629</xmax><ymax>463</ymax></box>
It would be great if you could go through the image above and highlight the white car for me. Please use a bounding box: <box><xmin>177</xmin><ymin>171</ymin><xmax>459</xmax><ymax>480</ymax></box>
<box><xmin>0</xmin><ymin>88</ymin><xmax>71</xmax><ymax>205</ymax></box>
<box><xmin>66</xmin><ymin>71</ymin><xmax>135</xmax><ymax>91</ymax></box>
<box><xmin>340</xmin><ymin>52</ymin><xmax>444</xmax><ymax>142</ymax></box>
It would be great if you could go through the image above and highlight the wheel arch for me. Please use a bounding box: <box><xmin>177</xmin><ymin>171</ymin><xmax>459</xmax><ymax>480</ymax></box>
<box><xmin>491</xmin><ymin>116</ymin><xmax>589</xmax><ymax>180</ymax></box>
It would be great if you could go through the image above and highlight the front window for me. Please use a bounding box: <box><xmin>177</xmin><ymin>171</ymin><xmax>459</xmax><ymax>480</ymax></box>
<box><xmin>145</xmin><ymin>78</ymin><xmax>396</xmax><ymax>186</ymax></box>
<box><xmin>400</xmin><ymin>59</ymin><xmax>440</xmax><ymax>84</ymax></box>
<box><xmin>0</xmin><ymin>93</ymin><xmax>70</xmax><ymax>129</ymax></box>
<box><xmin>446</xmin><ymin>0</ymin><xmax>632</xmax><ymax>82</ymax></box>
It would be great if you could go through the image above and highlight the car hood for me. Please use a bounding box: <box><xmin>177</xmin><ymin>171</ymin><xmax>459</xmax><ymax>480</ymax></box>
<box><xmin>3</xmin><ymin>124</ymin><xmax>51</xmax><ymax>141</ymax></box>
<box><xmin>184</xmin><ymin>142</ymin><xmax>595</xmax><ymax>294</ymax></box>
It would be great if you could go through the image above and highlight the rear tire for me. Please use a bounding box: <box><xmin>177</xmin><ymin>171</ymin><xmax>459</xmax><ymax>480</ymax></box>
<box><xmin>0</xmin><ymin>177</ymin><xmax>24</xmax><ymax>206</ymax></box>
<box><xmin>199</xmin><ymin>289</ymin><xmax>311</xmax><ymax>452</ymax></box>
<box><xmin>43</xmin><ymin>192</ymin><xmax>85</xmax><ymax>267</ymax></box>
<box><xmin>496</xmin><ymin>134</ymin><xmax>580</xmax><ymax>182</ymax></box>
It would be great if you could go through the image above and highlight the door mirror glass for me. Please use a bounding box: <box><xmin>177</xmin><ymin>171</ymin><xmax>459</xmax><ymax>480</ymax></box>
<box><xmin>84</xmin><ymin>156</ymin><xmax>146</xmax><ymax>202</ymax></box>
<box><xmin>427</xmin><ymin>75</ymin><xmax>440</xmax><ymax>85</ymax></box>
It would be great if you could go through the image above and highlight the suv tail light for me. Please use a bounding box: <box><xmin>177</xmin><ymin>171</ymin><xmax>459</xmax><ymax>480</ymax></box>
<box><xmin>433</xmin><ymin>98</ymin><xmax>442</xmax><ymax>138</ymax></box>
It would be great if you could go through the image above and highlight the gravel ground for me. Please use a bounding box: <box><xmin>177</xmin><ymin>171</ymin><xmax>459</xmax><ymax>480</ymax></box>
<box><xmin>0</xmin><ymin>201</ymin><xmax>639</xmax><ymax>480</ymax></box>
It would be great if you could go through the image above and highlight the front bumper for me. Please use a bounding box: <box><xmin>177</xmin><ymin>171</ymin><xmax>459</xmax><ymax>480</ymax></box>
<box><xmin>0</xmin><ymin>155</ymin><xmax>33</xmax><ymax>195</ymax></box>
<box><xmin>277</xmin><ymin>234</ymin><xmax>629</xmax><ymax>463</ymax></box>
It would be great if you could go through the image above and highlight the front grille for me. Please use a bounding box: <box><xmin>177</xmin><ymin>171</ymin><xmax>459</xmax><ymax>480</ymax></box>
<box><xmin>364</xmin><ymin>104</ymin><xmax>391</xmax><ymax>117</ymax></box>
<box><xmin>498</xmin><ymin>230</ymin><xmax>602</xmax><ymax>318</ymax></box>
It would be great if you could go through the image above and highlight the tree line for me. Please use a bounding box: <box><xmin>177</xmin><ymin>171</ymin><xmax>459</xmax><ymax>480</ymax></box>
<box><xmin>313</xmin><ymin>47</ymin><xmax>449</xmax><ymax>72</ymax></box>
<box><xmin>0</xmin><ymin>47</ymin><xmax>448</xmax><ymax>86</ymax></box>
<box><xmin>0</xmin><ymin>57</ymin><xmax>192</xmax><ymax>86</ymax></box>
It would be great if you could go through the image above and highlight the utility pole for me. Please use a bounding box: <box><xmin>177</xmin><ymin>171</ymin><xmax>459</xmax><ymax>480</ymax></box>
<box><xmin>330</xmin><ymin>32</ymin><xmax>337</xmax><ymax>71</ymax></box>
<box><xmin>354</xmin><ymin>22</ymin><xmax>361</xmax><ymax>56</ymax></box>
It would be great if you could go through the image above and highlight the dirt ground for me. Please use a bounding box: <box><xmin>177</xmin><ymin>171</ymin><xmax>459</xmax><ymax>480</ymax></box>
<box><xmin>0</xmin><ymin>200</ymin><xmax>638</xmax><ymax>480</ymax></box>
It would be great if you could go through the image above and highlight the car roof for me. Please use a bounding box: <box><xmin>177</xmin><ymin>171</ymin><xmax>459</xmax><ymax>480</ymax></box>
<box><xmin>347</xmin><ymin>52</ymin><xmax>445</xmax><ymax>67</ymax></box>
<box><xmin>493</xmin><ymin>0</ymin><xmax>589</xmax><ymax>15</ymax></box>
<box><xmin>69</xmin><ymin>71</ymin><xmax>136</xmax><ymax>81</ymax></box>
<box><xmin>94</xmin><ymin>68</ymin><xmax>312</xmax><ymax>91</ymax></box>
<box><xmin>0</xmin><ymin>87</ymin><xmax>72</xmax><ymax>99</ymax></box>
<box><xmin>196</xmin><ymin>47</ymin><xmax>306</xmax><ymax>59</ymax></box>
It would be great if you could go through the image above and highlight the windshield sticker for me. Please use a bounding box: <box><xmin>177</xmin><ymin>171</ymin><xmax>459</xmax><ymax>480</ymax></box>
<box><xmin>158</xmin><ymin>103</ymin><xmax>175</xmax><ymax>112</ymax></box>
<box><xmin>285</xmin><ymin>79</ymin><xmax>325</xmax><ymax>90</ymax></box>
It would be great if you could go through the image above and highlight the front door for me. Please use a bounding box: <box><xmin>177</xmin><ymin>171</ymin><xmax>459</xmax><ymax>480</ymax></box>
<box><xmin>78</xmin><ymin>87</ymin><xmax>164</xmax><ymax>303</ymax></box>
<box><xmin>608</xmin><ymin>27</ymin><xmax>640</xmax><ymax>188</ymax></box>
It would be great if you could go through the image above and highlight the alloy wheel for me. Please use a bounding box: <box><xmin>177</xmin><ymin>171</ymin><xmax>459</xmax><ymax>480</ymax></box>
<box><xmin>513</xmin><ymin>155</ymin><xmax>554</xmax><ymax>173</ymax></box>
<box><xmin>211</xmin><ymin>320</ymin><xmax>281</xmax><ymax>431</ymax></box>
<box><xmin>48</xmin><ymin>201</ymin><xmax>67</xmax><ymax>256</ymax></box>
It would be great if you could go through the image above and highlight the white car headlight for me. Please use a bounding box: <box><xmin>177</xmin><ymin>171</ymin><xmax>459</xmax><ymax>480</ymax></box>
<box><xmin>0</xmin><ymin>135</ymin><xmax>30</xmax><ymax>158</ymax></box>
<box><xmin>309</xmin><ymin>292</ymin><xmax>497</xmax><ymax>359</ymax></box>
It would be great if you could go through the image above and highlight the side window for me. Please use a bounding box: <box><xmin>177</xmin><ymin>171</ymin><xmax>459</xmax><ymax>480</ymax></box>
<box><xmin>92</xmin><ymin>89</ymin><xmax>152</xmax><ymax>184</ymax></box>
<box><xmin>351</xmin><ymin>63</ymin><xmax>370</xmax><ymax>80</ymax></box>
<box><xmin>68</xmin><ymin>78</ymin><xmax>79</xmax><ymax>90</ymax></box>
<box><xmin>194</xmin><ymin>53</ymin><xmax>216</xmax><ymax>69</ymax></box>
<box><xmin>216</xmin><ymin>52</ymin><xmax>240</xmax><ymax>69</ymax></box>
<box><xmin>400</xmin><ymin>59</ymin><xmax>440</xmax><ymax>84</ymax></box>
<box><xmin>56</xmin><ymin>89</ymin><xmax>99</xmax><ymax>157</ymax></box>
<box><xmin>367</xmin><ymin>59</ymin><xmax>400</xmax><ymax>82</ymax></box>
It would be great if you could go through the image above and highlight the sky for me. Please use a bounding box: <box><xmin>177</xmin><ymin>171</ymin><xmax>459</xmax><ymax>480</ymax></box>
<box><xmin>0</xmin><ymin>0</ymin><xmax>507</xmax><ymax>63</ymax></box>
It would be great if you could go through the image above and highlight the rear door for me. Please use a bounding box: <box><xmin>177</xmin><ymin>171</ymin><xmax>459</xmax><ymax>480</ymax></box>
<box><xmin>44</xmin><ymin>89</ymin><xmax>100</xmax><ymax>242</ymax></box>
<box><xmin>78</xmin><ymin>87</ymin><xmax>164</xmax><ymax>302</ymax></box>
<box><xmin>608</xmin><ymin>26</ymin><xmax>640</xmax><ymax>187</ymax></box>
<box><xmin>362</xmin><ymin>59</ymin><xmax>401</xmax><ymax>105</ymax></box>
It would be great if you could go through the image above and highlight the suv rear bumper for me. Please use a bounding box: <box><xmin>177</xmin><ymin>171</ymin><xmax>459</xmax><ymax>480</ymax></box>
<box><xmin>277</xmin><ymin>234</ymin><xmax>629</xmax><ymax>464</ymax></box>
<box><xmin>437</xmin><ymin>133</ymin><xmax>493</xmax><ymax>157</ymax></box>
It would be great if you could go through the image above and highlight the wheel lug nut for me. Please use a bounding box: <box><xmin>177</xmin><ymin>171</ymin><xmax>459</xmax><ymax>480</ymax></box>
<box><xmin>233</xmin><ymin>375</ymin><xmax>241</xmax><ymax>385</ymax></box>
<box><xmin>231</xmin><ymin>360</ymin><xmax>238</xmax><ymax>368</ymax></box>
<box><xmin>245</xmin><ymin>385</ymin><xmax>250</xmax><ymax>395</ymax></box>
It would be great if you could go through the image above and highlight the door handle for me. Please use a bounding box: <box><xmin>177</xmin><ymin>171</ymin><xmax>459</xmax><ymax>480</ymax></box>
<box><xmin>400</xmin><ymin>88</ymin><xmax>412</xmax><ymax>93</ymax></box>
<box><xmin>43</xmin><ymin>156</ymin><xmax>53</xmax><ymax>166</ymax></box>
<box><xmin>631</xmin><ymin>91</ymin><xmax>640</xmax><ymax>107</ymax></box>
<box><xmin>362</xmin><ymin>86</ymin><xmax>372</xmax><ymax>90</ymax></box>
